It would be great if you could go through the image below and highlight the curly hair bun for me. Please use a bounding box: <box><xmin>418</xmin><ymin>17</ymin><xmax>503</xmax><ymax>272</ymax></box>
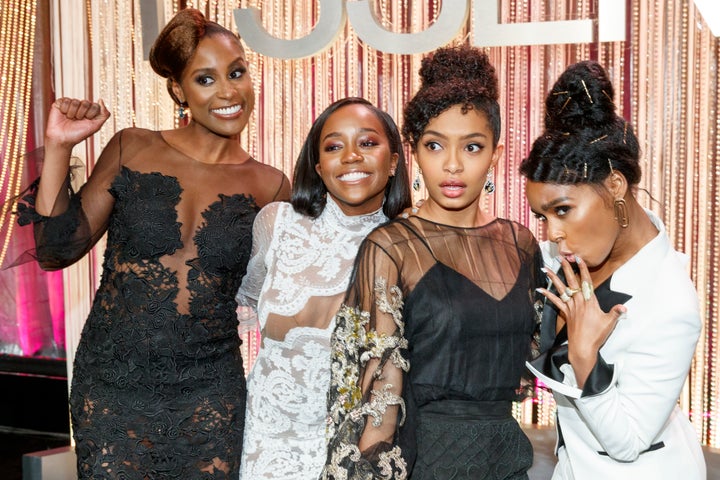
<box><xmin>545</xmin><ymin>60</ymin><xmax>617</xmax><ymax>133</ymax></box>
<box><xmin>419</xmin><ymin>44</ymin><xmax>498</xmax><ymax>101</ymax></box>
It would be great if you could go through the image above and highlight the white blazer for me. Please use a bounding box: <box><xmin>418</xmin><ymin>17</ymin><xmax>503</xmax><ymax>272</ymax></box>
<box><xmin>529</xmin><ymin>209</ymin><xmax>706</xmax><ymax>479</ymax></box>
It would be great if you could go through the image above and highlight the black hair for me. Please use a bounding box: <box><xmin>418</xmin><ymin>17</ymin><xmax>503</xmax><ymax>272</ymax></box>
<box><xmin>291</xmin><ymin>97</ymin><xmax>411</xmax><ymax>219</ymax></box>
<box><xmin>148</xmin><ymin>8</ymin><xmax>243</xmax><ymax>106</ymax></box>
<box><xmin>520</xmin><ymin>60</ymin><xmax>641</xmax><ymax>186</ymax></box>
<box><xmin>403</xmin><ymin>44</ymin><xmax>501</xmax><ymax>149</ymax></box>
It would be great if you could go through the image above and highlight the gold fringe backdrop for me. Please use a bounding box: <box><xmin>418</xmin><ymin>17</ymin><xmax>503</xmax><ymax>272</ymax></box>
<box><xmin>24</xmin><ymin>0</ymin><xmax>719</xmax><ymax>443</ymax></box>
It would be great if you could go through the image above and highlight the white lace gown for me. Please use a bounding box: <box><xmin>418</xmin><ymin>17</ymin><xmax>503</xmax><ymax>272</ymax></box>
<box><xmin>236</xmin><ymin>197</ymin><xmax>388</xmax><ymax>479</ymax></box>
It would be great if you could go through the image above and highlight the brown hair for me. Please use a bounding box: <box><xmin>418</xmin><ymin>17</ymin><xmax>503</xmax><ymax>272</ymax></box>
<box><xmin>148</xmin><ymin>8</ymin><xmax>243</xmax><ymax>106</ymax></box>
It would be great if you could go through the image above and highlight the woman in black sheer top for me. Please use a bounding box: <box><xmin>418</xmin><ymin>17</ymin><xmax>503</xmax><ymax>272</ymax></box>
<box><xmin>321</xmin><ymin>45</ymin><xmax>544</xmax><ymax>480</ymax></box>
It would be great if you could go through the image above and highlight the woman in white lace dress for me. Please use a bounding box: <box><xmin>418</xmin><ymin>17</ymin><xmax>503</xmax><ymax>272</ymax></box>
<box><xmin>236</xmin><ymin>97</ymin><xmax>411</xmax><ymax>479</ymax></box>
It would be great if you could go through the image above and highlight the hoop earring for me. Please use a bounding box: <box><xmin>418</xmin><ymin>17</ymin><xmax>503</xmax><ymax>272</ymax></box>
<box><xmin>412</xmin><ymin>167</ymin><xmax>422</xmax><ymax>192</ymax></box>
<box><xmin>484</xmin><ymin>171</ymin><xmax>495</xmax><ymax>194</ymax></box>
<box><xmin>614</xmin><ymin>198</ymin><xmax>629</xmax><ymax>228</ymax></box>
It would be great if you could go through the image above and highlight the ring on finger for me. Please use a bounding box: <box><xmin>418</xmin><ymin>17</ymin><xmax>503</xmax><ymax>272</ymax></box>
<box><xmin>560</xmin><ymin>292</ymin><xmax>572</xmax><ymax>303</ymax></box>
<box><xmin>581</xmin><ymin>281</ymin><xmax>594</xmax><ymax>301</ymax></box>
<box><xmin>564</xmin><ymin>287</ymin><xmax>580</xmax><ymax>297</ymax></box>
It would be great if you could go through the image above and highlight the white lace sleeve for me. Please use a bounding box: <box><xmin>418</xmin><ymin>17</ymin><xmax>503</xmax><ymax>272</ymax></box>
<box><xmin>236</xmin><ymin>202</ymin><xmax>282</xmax><ymax>331</ymax></box>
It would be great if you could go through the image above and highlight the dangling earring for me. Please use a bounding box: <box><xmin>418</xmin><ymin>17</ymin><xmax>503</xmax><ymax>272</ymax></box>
<box><xmin>614</xmin><ymin>198</ymin><xmax>629</xmax><ymax>228</ymax></box>
<box><xmin>178</xmin><ymin>103</ymin><xmax>188</xmax><ymax>119</ymax></box>
<box><xmin>412</xmin><ymin>167</ymin><xmax>422</xmax><ymax>192</ymax></box>
<box><xmin>484</xmin><ymin>170</ymin><xmax>495</xmax><ymax>194</ymax></box>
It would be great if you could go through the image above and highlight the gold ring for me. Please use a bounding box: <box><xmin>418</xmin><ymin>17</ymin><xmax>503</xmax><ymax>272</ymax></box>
<box><xmin>581</xmin><ymin>281</ymin><xmax>594</xmax><ymax>301</ymax></box>
<box><xmin>564</xmin><ymin>287</ymin><xmax>580</xmax><ymax>297</ymax></box>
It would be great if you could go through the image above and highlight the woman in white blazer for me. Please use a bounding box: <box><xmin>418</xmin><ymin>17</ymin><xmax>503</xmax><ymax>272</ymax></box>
<box><xmin>520</xmin><ymin>60</ymin><xmax>706</xmax><ymax>479</ymax></box>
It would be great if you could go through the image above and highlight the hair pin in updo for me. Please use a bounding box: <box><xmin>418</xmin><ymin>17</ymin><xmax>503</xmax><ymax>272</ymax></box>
<box><xmin>552</xmin><ymin>90</ymin><xmax>569</xmax><ymax>96</ymax></box>
<box><xmin>601</xmin><ymin>89</ymin><xmax>614</xmax><ymax>104</ymax></box>
<box><xmin>589</xmin><ymin>134</ymin><xmax>608</xmax><ymax>144</ymax></box>
<box><xmin>622</xmin><ymin>120</ymin><xmax>628</xmax><ymax>144</ymax></box>
<box><xmin>559</xmin><ymin>97</ymin><xmax>571</xmax><ymax>113</ymax></box>
<box><xmin>583</xmin><ymin>162</ymin><xmax>588</xmax><ymax>179</ymax></box>
<box><xmin>608</xmin><ymin>159</ymin><xmax>614</xmax><ymax>172</ymax></box>
<box><xmin>581</xmin><ymin>79</ymin><xmax>593</xmax><ymax>103</ymax></box>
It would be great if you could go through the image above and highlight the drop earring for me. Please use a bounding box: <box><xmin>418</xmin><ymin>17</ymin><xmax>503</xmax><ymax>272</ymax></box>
<box><xmin>178</xmin><ymin>103</ymin><xmax>188</xmax><ymax>119</ymax></box>
<box><xmin>484</xmin><ymin>170</ymin><xmax>495</xmax><ymax>194</ymax></box>
<box><xmin>613</xmin><ymin>198</ymin><xmax>629</xmax><ymax>227</ymax></box>
<box><xmin>413</xmin><ymin>167</ymin><xmax>422</xmax><ymax>192</ymax></box>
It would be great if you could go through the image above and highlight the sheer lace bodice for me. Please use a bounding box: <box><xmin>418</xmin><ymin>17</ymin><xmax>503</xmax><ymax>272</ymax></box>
<box><xmin>237</xmin><ymin>197</ymin><xmax>388</xmax><ymax>479</ymax></box>
<box><xmin>19</xmin><ymin>127</ymin><xmax>288</xmax><ymax>479</ymax></box>
<box><xmin>237</xmin><ymin>198</ymin><xmax>388</xmax><ymax>340</ymax></box>
<box><xmin>31</xmin><ymin>128</ymin><xmax>286</xmax><ymax>312</ymax></box>
<box><xmin>322</xmin><ymin>216</ymin><xmax>544</xmax><ymax>479</ymax></box>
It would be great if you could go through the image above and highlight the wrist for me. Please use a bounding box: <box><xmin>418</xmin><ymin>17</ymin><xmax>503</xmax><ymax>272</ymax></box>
<box><xmin>568</xmin><ymin>345</ymin><xmax>598</xmax><ymax>368</ymax></box>
<box><xmin>44</xmin><ymin>138</ymin><xmax>76</xmax><ymax>155</ymax></box>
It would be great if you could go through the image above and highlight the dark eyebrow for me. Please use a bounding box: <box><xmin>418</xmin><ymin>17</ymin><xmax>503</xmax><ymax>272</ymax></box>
<box><xmin>321</xmin><ymin>127</ymin><xmax>379</xmax><ymax>143</ymax></box>
<box><xmin>188</xmin><ymin>56</ymin><xmax>247</xmax><ymax>77</ymax></box>
<box><xmin>421</xmin><ymin>129</ymin><xmax>489</xmax><ymax>141</ymax></box>
<box><xmin>539</xmin><ymin>196</ymin><xmax>571</xmax><ymax>211</ymax></box>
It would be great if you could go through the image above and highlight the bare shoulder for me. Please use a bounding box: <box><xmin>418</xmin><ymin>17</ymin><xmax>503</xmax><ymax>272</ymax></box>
<box><xmin>241</xmin><ymin>158</ymin><xmax>291</xmax><ymax>205</ymax></box>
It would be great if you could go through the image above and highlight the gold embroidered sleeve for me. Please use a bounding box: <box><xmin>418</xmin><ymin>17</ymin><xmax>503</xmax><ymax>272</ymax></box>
<box><xmin>322</xmin><ymin>237</ymin><xmax>410</xmax><ymax>479</ymax></box>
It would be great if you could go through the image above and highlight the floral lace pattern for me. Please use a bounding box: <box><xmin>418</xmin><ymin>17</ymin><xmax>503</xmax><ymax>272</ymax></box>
<box><xmin>238</xmin><ymin>196</ymin><xmax>389</xmax><ymax>479</ymax></box>
<box><xmin>26</xmin><ymin>165</ymin><xmax>259</xmax><ymax>479</ymax></box>
<box><xmin>240</xmin><ymin>327</ymin><xmax>333</xmax><ymax>479</ymax></box>
<box><xmin>237</xmin><ymin>198</ymin><xmax>387</xmax><ymax>329</ymax></box>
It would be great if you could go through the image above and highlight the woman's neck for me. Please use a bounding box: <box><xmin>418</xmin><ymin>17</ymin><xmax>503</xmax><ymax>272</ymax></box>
<box><xmin>589</xmin><ymin>198</ymin><xmax>658</xmax><ymax>284</ymax></box>
<box><xmin>417</xmin><ymin>198</ymin><xmax>494</xmax><ymax>228</ymax></box>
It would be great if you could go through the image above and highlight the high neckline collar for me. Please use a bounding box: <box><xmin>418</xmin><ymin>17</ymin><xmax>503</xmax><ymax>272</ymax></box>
<box><xmin>322</xmin><ymin>195</ymin><xmax>387</xmax><ymax>229</ymax></box>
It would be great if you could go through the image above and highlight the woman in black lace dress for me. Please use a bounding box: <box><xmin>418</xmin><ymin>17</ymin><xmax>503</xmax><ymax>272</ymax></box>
<box><xmin>322</xmin><ymin>45</ymin><xmax>544</xmax><ymax>480</ymax></box>
<box><xmin>19</xmin><ymin>8</ymin><xmax>289</xmax><ymax>478</ymax></box>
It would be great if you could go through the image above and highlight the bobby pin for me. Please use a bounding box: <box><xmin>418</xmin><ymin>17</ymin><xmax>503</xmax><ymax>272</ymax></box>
<box><xmin>601</xmin><ymin>89</ymin><xmax>614</xmax><ymax>103</ymax></box>
<box><xmin>552</xmin><ymin>90</ymin><xmax>569</xmax><ymax>95</ymax></box>
<box><xmin>589</xmin><ymin>134</ymin><xmax>608</xmax><ymax>144</ymax></box>
<box><xmin>581</xmin><ymin>79</ymin><xmax>593</xmax><ymax>103</ymax></box>
<box><xmin>559</xmin><ymin>96</ymin><xmax>571</xmax><ymax>113</ymax></box>
<box><xmin>622</xmin><ymin>120</ymin><xmax>628</xmax><ymax>144</ymax></box>
<box><xmin>608</xmin><ymin>159</ymin><xmax>614</xmax><ymax>172</ymax></box>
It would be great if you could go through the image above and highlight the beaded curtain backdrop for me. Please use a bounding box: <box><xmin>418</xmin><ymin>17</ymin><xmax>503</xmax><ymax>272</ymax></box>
<box><xmin>4</xmin><ymin>0</ymin><xmax>716</xmax><ymax>444</ymax></box>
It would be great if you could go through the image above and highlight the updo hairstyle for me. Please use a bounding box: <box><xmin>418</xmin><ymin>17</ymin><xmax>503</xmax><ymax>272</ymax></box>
<box><xmin>402</xmin><ymin>44</ymin><xmax>501</xmax><ymax>149</ymax></box>
<box><xmin>148</xmin><ymin>8</ymin><xmax>242</xmax><ymax>106</ymax></box>
<box><xmin>519</xmin><ymin>61</ymin><xmax>641</xmax><ymax>187</ymax></box>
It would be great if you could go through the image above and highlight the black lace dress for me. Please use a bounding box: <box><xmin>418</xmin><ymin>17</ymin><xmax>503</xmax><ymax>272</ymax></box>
<box><xmin>18</xmin><ymin>128</ymin><xmax>287</xmax><ymax>479</ymax></box>
<box><xmin>322</xmin><ymin>216</ymin><xmax>544</xmax><ymax>480</ymax></box>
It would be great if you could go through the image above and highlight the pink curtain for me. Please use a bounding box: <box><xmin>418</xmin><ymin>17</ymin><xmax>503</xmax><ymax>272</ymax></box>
<box><xmin>0</xmin><ymin>1</ymin><xmax>65</xmax><ymax>359</ymax></box>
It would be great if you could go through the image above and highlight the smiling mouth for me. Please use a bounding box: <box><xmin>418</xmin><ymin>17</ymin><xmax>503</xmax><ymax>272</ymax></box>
<box><xmin>212</xmin><ymin>105</ymin><xmax>242</xmax><ymax>116</ymax></box>
<box><xmin>339</xmin><ymin>171</ymin><xmax>370</xmax><ymax>181</ymax></box>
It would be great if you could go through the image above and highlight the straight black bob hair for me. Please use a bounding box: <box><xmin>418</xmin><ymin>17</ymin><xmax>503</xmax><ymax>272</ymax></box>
<box><xmin>291</xmin><ymin>97</ymin><xmax>411</xmax><ymax>219</ymax></box>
